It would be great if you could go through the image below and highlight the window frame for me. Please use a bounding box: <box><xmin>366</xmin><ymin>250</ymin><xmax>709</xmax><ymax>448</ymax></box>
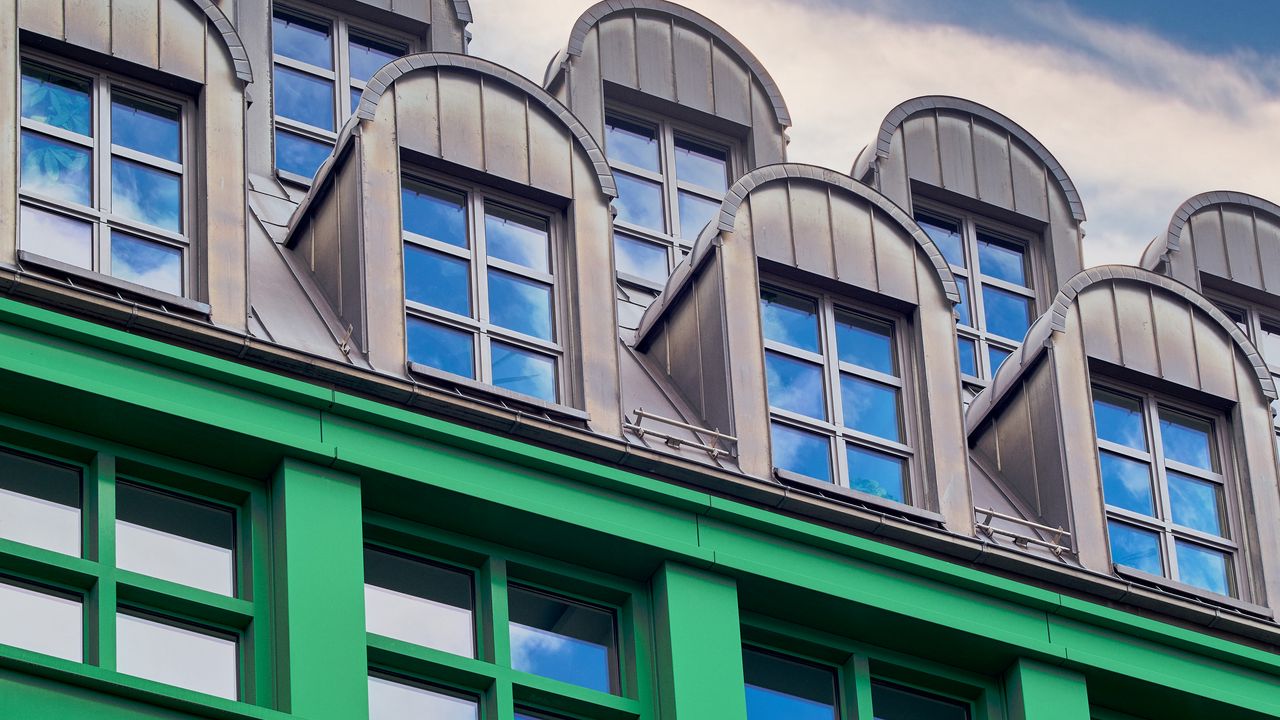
<box><xmin>1206</xmin><ymin>291</ymin><xmax>1280</xmax><ymax>435</ymax></box>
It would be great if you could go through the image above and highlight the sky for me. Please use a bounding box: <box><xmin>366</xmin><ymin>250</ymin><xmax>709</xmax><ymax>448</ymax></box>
<box><xmin>468</xmin><ymin>0</ymin><xmax>1280</xmax><ymax>267</ymax></box>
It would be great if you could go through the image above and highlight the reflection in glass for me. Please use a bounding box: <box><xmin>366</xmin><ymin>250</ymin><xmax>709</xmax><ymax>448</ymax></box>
<box><xmin>981</xmin><ymin>285</ymin><xmax>1031</xmax><ymax>341</ymax></box>
<box><xmin>117</xmin><ymin>613</ymin><xmax>237</xmax><ymax>699</ymax></box>
<box><xmin>615</xmin><ymin>234</ymin><xmax>669</xmax><ymax>283</ymax></box>
<box><xmin>488</xmin><ymin>271</ymin><xmax>553</xmax><ymax>340</ymax></box>
<box><xmin>350</xmin><ymin>87</ymin><xmax>363</xmax><ymax>115</ymax></box>
<box><xmin>1167</xmin><ymin>472</ymin><xmax>1223</xmax><ymax>536</ymax></box>
<box><xmin>835</xmin><ymin>313</ymin><xmax>894</xmax><ymax>374</ymax></box>
<box><xmin>404</xmin><ymin>245</ymin><xmax>470</xmax><ymax>316</ymax></box>
<box><xmin>1259</xmin><ymin>321</ymin><xmax>1280</xmax><ymax>366</ymax></box>
<box><xmin>766</xmin><ymin>352</ymin><xmax>826</xmax><ymax>420</ymax></box>
<box><xmin>407</xmin><ymin>317</ymin><xmax>474</xmax><ymax>378</ymax></box>
<box><xmin>614</xmin><ymin>172</ymin><xmax>664</xmax><ymax>232</ymax></box>
<box><xmin>841</xmin><ymin>375</ymin><xmax>900</xmax><ymax>442</ymax></box>
<box><xmin>112</xmin><ymin>94</ymin><xmax>180</xmax><ymax>162</ymax></box>
<box><xmin>742</xmin><ymin>648</ymin><xmax>837</xmax><ymax>720</ymax></box>
<box><xmin>871</xmin><ymin>681</ymin><xmax>970</xmax><ymax>720</ymax></box>
<box><xmin>957</xmin><ymin>338</ymin><xmax>977</xmax><ymax>377</ymax></box>
<box><xmin>364</xmin><ymin>547</ymin><xmax>475</xmax><ymax>657</ymax></box>
<box><xmin>486</xmin><ymin>207</ymin><xmax>549</xmax><ymax>272</ymax></box>
<box><xmin>674</xmin><ymin>136</ymin><xmax>727</xmax><ymax>192</ymax></box>
<box><xmin>19</xmin><ymin>205</ymin><xmax>92</xmax><ymax>269</ymax></box>
<box><xmin>1107</xmin><ymin>520</ymin><xmax>1161</xmax><ymax>575</ymax></box>
<box><xmin>508</xmin><ymin>586</ymin><xmax>618</xmax><ymax>694</ymax></box>
<box><xmin>112</xmin><ymin>157</ymin><xmax>181</xmax><ymax>232</ymax></box>
<box><xmin>111</xmin><ymin>232</ymin><xmax>182</xmax><ymax>296</ymax></box>
<box><xmin>115</xmin><ymin>483</ymin><xmax>236</xmax><ymax>596</ymax></box>
<box><xmin>0</xmin><ymin>448</ymin><xmax>81</xmax><ymax>556</ymax></box>
<box><xmin>21</xmin><ymin>130</ymin><xmax>92</xmax><ymax>205</ymax></box>
<box><xmin>847</xmin><ymin>445</ymin><xmax>907</xmax><ymax>503</ymax></box>
<box><xmin>760</xmin><ymin>289</ymin><xmax>820</xmax><ymax>352</ymax></box>
<box><xmin>491</xmin><ymin>342</ymin><xmax>557</xmax><ymax>402</ymax></box>
<box><xmin>0</xmin><ymin>580</ymin><xmax>82</xmax><ymax>662</ymax></box>
<box><xmin>21</xmin><ymin>63</ymin><xmax>92</xmax><ymax>135</ymax></box>
<box><xmin>915</xmin><ymin>214</ymin><xmax>964</xmax><ymax>268</ymax></box>
<box><xmin>1099</xmin><ymin>451</ymin><xmax>1154</xmax><ymax>516</ymax></box>
<box><xmin>1093</xmin><ymin>391</ymin><xmax>1147</xmax><ymax>450</ymax></box>
<box><xmin>976</xmin><ymin>233</ymin><xmax>1026</xmax><ymax>285</ymax></box>
<box><xmin>403</xmin><ymin>182</ymin><xmax>467</xmax><ymax>247</ymax></box>
<box><xmin>771</xmin><ymin>422</ymin><xmax>830</xmax><ymax>482</ymax></box>
<box><xmin>275</xmin><ymin>129</ymin><xmax>332</xmax><ymax>179</ymax></box>
<box><xmin>368</xmin><ymin>675</ymin><xmax>478</xmax><ymax>720</ymax></box>
<box><xmin>604</xmin><ymin>115</ymin><xmax>659</xmax><ymax>172</ymax></box>
<box><xmin>1176</xmin><ymin>540</ymin><xmax>1230</xmax><ymax>596</ymax></box>
<box><xmin>954</xmin><ymin>277</ymin><xmax>972</xmax><ymax>326</ymax></box>
<box><xmin>274</xmin><ymin>65</ymin><xmax>335</xmax><ymax>131</ymax></box>
<box><xmin>987</xmin><ymin>346</ymin><xmax>1011</xmax><ymax>374</ymax></box>
<box><xmin>350</xmin><ymin>35</ymin><xmax>402</xmax><ymax>82</ymax></box>
<box><xmin>273</xmin><ymin>11</ymin><xmax>333</xmax><ymax>68</ymax></box>
<box><xmin>678</xmin><ymin>191</ymin><xmax>719</xmax><ymax>240</ymax></box>
<box><xmin>1159</xmin><ymin>411</ymin><xmax>1213</xmax><ymax>470</ymax></box>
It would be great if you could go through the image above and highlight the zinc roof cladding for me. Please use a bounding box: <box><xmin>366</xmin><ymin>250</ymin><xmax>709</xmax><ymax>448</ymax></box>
<box><xmin>1140</xmin><ymin>190</ymin><xmax>1280</xmax><ymax>270</ymax></box>
<box><xmin>190</xmin><ymin>0</ymin><xmax>254</xmax><ymax>83</ymax></box>
<box><xmin>453</xmin><ymin>0</ymin><xmax>473</xmax><ymax>23</ymax></box>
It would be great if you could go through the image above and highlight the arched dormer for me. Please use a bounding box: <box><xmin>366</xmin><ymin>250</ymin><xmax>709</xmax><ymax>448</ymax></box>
<box><xmin>1141</xmin><ymin>191</ymin><xmax>1280</xmax><ymax>298</ymax></box>
<box><xmin>635</xmin><ymin>164</ymin><xmax>973</xmax><ymax>529</ymax></box>
<box><xmin>967</xmin><ymin>266</ymin><xmax>1280</xmax><ymax>612</ymax></box>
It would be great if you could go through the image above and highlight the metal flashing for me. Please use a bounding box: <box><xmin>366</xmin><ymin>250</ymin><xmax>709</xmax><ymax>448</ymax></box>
<box><xmin>1141</xmin><ymin>190</ymin><xmax>1280</xmax><ymax>270</ymax></box>
<box><xmin>190</xmin><ymin>0</ymin><xmax>254</xmax><ymax>83</ymax></box>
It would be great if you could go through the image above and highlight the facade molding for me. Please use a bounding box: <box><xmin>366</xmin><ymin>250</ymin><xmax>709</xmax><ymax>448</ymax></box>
<box><xmin>1141</xmin><ymin>190</ymin><xmax>1280</xmax><ymax>268</ymax></box>
<box><xmin>190</xmin><ymin>0</ymin><xmax>254</xmax><ymax>83</ymax></box>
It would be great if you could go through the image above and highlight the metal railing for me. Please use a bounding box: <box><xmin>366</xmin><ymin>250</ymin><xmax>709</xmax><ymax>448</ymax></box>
<box><xmin>623</xmin><ymin>408</ymin><xmax>737</xmax><ymax>460</ymax></box>
<box><xmin>975</xmin><ymin>507</ymin><xmax>1073</xmax><ymax>558</ymax></box>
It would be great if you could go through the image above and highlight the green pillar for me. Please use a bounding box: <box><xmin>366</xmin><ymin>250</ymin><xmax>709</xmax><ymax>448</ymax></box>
<box><xmin>272</xmin><ymin>460</ymin><xmax>368</xmax><ymax>720</ymax></box>
<box><xmin>1005</xmin><ymin>659</ymin><xmax>1090</xmax><ymax>720</ymax></box>
<box><xmin>652</xmin><ymin>562</ymin><xmax>748</xmax><ymax>720</ymax></box>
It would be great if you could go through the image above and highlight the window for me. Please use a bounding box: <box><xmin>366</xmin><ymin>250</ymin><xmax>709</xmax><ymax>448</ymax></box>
<box><xmin>1209</xmin><ymin>296</ymin><xmax>1280</xmax><ymax>432</ymax></box>
<box><xmin>19</xmin><ymin>56</ymin><xmax>190</xmax><ymax>297</ymax></box>
<box><xmin>604</xmin><ymin>109</ymin><xmax>732</xmax><ymax>286</ymax></box>
<box><xmin>761</xmin><ymin>285</ymin><xmax>914</xmax><ymax>504</ymax></box>
<box><xmin>368</xmin><ymin>674</ymin><xmax>479</xmax><ymax>720</ymax></box>
<box><xmin>1092</xmin><ymin>387</ymin><xmax>1238</xmax><ymax>597</ymax></box>
<box><xmin>117</xmin><ymin>611</ymin><xmax>238</xmax><ymax>700</ymax></box>
<box><xmin>0</xmin><ymin>578</ymin><xmax>83</xmax><ymax>662</ymax></box>
<box><xmin>871</xmin><ymin>681</ymin><xmax>970</xmax><ymax>720</ymax></box>
<box><xmin>272</xmin><ymin>6</ymin><xmax>409</xmax><ymax>181</ymax></box>
<box><xmin>743</xmin><ymin>647</ymin><xmax>838</xmax><ymax>720</ymax></box>
<box><xmin>402</xmin><ymin>176</ymin><xmax>563</xmax><ymax>405</ymax></box>
<box><xmin>914</xmin><ymin>208</ymin><xmax>1036</xmax><ymax>385</ymax></box>
<box><xmin>0</xmin><ymin>448</ymin><xmax>81</xmax><ymax>556</ymax></box>
<box><xmin>508</xmin><ymin>584</ymin><xmax>619</xmax><ymax>694</ymax></box>
<box><xmin>364</xmin><ymin>545</ymin><xmax>475</xmax><ymax>657</ymax></box>
<box><xmin>115</xmin><ymin>482</ymin><xmax>236</xmax><ymax>597</ymax></box>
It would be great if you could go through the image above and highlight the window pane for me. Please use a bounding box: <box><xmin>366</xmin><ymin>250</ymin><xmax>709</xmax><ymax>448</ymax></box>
<box><xmin>116</xmin><ymin>483</ymin><xmax>236</xmax><ymax>596</ymax></box>
<box><xmin>604</xmin><ymin>115</ymin><xmax>659</xmax><ymax>172</ymax></box>
<box><xmin>766</xmin><ymin>352</ymin><xmax>827</xmax><ymax>420</ymax></box>
<box><xmin>405</xmin><ymin>245</ymin><xmax>470</xmax><ymax>316</ymax></box>
<box><xmin>742</xmin><ymin>648</ymin><xmax>837</xmax><ymax>720</ymax></box>
<box><xmin>614</xmin><ymin>172</ymin><xmax>664</xmax><ymax>232</ymax></box>
<box><xmin>112</xmin><ymin>157</ymin><xmax>181</xmax><ymax>232</ymax></box>
<box><xmin>760</xmin><ymin>289</ymin><xmax>820</xmax><ymax>352</ymax></box>
<box><xmin>976</xmin><ymin>232</ymin><xmax>1027</xmax><ymax>286</ymax></box>
<box><xmin>369</xmin><ymin>676</ymin><xmax>478</xmax><ymax>720</ymax></box>
<box><xmin>1099</xmin><ymin>451</ymin><xmax>1154</xmax><ymax>517</ymax></box>
<box><xmin>275</xmin><ymin>129</ymin><xmax>332</xmax><ymax>179</ymax></box>
<box><xmin>403</xmin><ymin>182</ymin><xmax>467</xmax><ymax>247</ymax></box>
<box><xmin>615</xmin><ymin>233</ymin><xmax>669</xmax><ymax>283</ymax></box>
<box><xmin>954</xmin><ymin>276</ymin><xmax>972</xmax><ymax>326</ymax></box>
<box><xmin>274</xmin><ymin>65</ymin><xmax>335</xmax><ymax>131</ymax></box>
<box><xmin>488</xmin><ymin>271</ymin><xmax>553</xmax><ymax>340</ymax></box>
<box><xmin>981</xmin><ymin>285</ymin><xmax>1032</xmax><ymax>341</ymax></box>
<box><xmin>771</xmin><ymin>422</ymin><xmax>831</xmax><ymax>482</ymax></box>
<box><xmin>841</xmin><ymin>375</ymin><xmax>900</xmax><ymax>442</ymax></box>
<box><xmin>1159</xmin><ymin>411</ymin><xmax>1214</xmax><ymax>471</ymax></box>
<box><xmin>21</xmin><ymin>63</ymin><xmax>91</xmax><ymax>136</ymax></box>
<box><xmin>486</xmin><ymin>206</ymin><xmax>549</xmax><ymax>272</ymax></box>
<box><xmin>0</xmin><ymin>449</ymin><xmax>80</xmax><ymax>556</ymax></box>
<box><xmin>1259</xmin><ymin>320</ymin><xmax>1280</xmax><ymax>367</ymax></box>
<box><xmin>349</xmin><ymin>35</ymin><xmax>403</xmax><ymax>83</ymax></box>
<box><xmin>117</xmin><ymin>613</ymin><xmax>237</xmax><ymax>699</ymax></box>
<box><xmin>112</xmin><ymin>94</ymin><xmax>180</xmax><ymax>163</ymax></box>
<box><xmin>1107</xmin><ymin>520</ymin><xmax>1162</xmax><ymax>575</ymax></box>
<box><xmin>407</xmin><ymin>317</ymin><xmax>474</xmax><ymax>378</ymax></box>
<box><xmin>508</xmin><ymin>586</ymin><xmax>617</xmax><ymax>694</ymax></box>
<box><xmin>273</xmin><ymin>11</ymin><xmax>332</xmax><ymax>69</ymax></box>
<box><xmin>674</xmin><ymin>136</ymin><xmax>727</xmax><ymax>192</ymax></box>
<box><xmin>1167</xmin><ymin>472</ymin><xmax>1223</xmax><ymax>536</ymax></box>
<box><xmin>364</xmin><ymin>547</ymin><xmax>474</xmax><ymax>657</ymax></box>
<box><xmin>350</xmin><ymin>87</ymin><xmax>363</xmax><ymax>115</ymax></box>
<box><xmin>677</xmin><ymin>190</ymin><xmax>719</xmax><ymax>240</ymax></box>
<box><xmin>847</xmin><ymin>445</ymin><xmax>908</xmax><ymax>503</ymax></box>
<box><xmin>871</xmin><ymin>681</ymin><xmax>970</xmax><ymax>720</ymax></box>
<box><xmin>987</xmin><ymin>345</ymin><xmax>1011</xmax><ymax>374</ymax></box>
<box><xmin>835</xmin><ymin>313</ymin><xmax>894</xmax><ymax>374</ymax></box>
<box><xmin>21</xmin><ymin>130</ymin><xmax>91</xmax><ymax>205</ymax></box>
<box><xmin>957</xmin><ymin>337</ymin><xmax>977</xmax><ymax>377</ymax></box>
<box><xmin>491</xmin><ymin>342</ymin><xmax>557</xmax><ymax>402</ymax></box>
<box><xmin>19</xmin><ymin>205</ymin><xmax>92</xmax><ymax>269</ymax></box>
<box><xmin>111</xmin><ymin>232</ymin><xmax>182</xmax><ymax>296</ymax></box>
<box><xmin>1175</xmin><ymin>540</ymin><xmax>1231</xmax><ymax>596</ymax></box>
<box><xmin>1093</xmin><ymin>391</ymin><xmax>1148</xmax><ymax>450</ymax></box>
<box><xmin>915</xmin><ymin>213</ymin><xmax>964</xmax><ymax>268</ymax></box>
<box><xmin>0</xmin><ymin>580</ymin><xmax>82</xmax><ymax>662</ymax></box>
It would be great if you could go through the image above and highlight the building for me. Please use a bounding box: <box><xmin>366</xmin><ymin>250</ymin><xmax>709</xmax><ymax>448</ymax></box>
<box><xmin>0</xmin><ymin>1</ymin><xmax>1278</xmax><ymax>719</ymax></box>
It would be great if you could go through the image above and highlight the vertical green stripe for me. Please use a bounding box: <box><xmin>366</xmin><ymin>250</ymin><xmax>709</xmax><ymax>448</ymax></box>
<box><xmin>1005</xmin><ymin>659</ymin><xmax>1090</xmax><ymax>720</ymax></box>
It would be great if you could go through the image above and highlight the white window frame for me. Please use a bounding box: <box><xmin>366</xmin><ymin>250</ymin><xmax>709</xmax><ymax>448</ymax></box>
<box><xmin>1206</xmin><ymin>291</ymin><xmax>1280</xmax><ymax>435</ymax></box>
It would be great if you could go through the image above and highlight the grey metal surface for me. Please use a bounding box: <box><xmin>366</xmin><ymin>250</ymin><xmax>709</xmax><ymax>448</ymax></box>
<box><xmin>1141</xmin><ymin>191</ymin><xmax>1280</xmax><ymax>295</ymax></box>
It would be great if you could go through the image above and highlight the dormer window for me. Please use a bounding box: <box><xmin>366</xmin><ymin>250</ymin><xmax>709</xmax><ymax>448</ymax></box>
<box><xmin>1210</xmin><ymin>296</ymin><xmax>1280</xmax><ymax>432</ymax></box>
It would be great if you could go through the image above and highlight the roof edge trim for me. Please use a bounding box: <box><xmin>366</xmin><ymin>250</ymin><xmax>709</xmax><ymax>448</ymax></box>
<box><xmin>1143</xmin><ymin>190</ymin><xmax>1280</xmax><ymax>269</ymax></box>
<box><xmin>452</xmin><ymin>0</ymin><xmax>474</xmax><ymax>23</ymax></box>
<box><xmin>190</xmin><ymin>0</ymin><xmax>254</xmax><ymax>83</ymax></box>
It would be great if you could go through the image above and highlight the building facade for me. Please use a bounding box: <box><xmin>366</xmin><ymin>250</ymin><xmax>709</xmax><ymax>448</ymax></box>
<box><xmin>0</xmin><ymin>1</ymin><xmax>1278</xmax><ymax>719</ymax></box>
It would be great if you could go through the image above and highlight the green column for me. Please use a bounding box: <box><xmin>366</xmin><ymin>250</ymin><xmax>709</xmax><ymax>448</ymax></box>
<box><xmin>1005</xmin><ymin>659</ymin><xmax>1090</xmax><ymax>720</ymax></box>
<box><xmin>652</xmin><ymin>562</ymin><xmax>748</xmax><ymax>720</ymax></box>
<box><xmin>272</xmin><ymin>460</ymin><xmax>368</xmax><ymax>720</ymax></box>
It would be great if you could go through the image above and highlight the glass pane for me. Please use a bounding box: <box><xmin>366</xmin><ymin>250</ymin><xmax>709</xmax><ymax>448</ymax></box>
<box><xmin>0</xmin><ymin>449</ymin><xmax>81</xmax><ymax>556</ymax></box>
<box><xmin>364</xmin><ymin>547</ymin><xmax>474</xmax><ymax>657</ymax></box>
<box><xmin>403</xmin><ymin>182</ymin><xmax>467</xmax><ymax>247</ymax></box>
<box><xmin>835</xmin><ymin>312</ymin><xmax>894</xmax><ymax>374</ymax></box>
<box><xmin>491</xmin><ymin>342</ymin><xmax>557</xmax><ymax>402</ymax></box>
<box><xmin>112</xmin><ymin>157</ymin><xmax>181</xmax><ymax>232</ymax></box>
<box><xmin>349</xmin><ymin>35</ymin><xmax>403</xmax><ymax>83</ymax></box>
<box><xmin>841</xmin><ymin>375</ymin><xmax>901</xmax><ymax>442</ymax></box>
<box><xmin>614</xmin><ymin>172</ymin><xmax>664</xmax><ymax>232</ymax></box>
<box><xmin>274</xmin><ymin>65</ymin><xmax>335</xmax><ymax>131</ymax></box>
<box><xmin>766</xmin><ymin>352</ymin><xmax>827</xmax><ymax>420</ymax></box>
<box><xmin>987</xmin><ymin>345</ymin><xmax>1012</xmax><ymax>374</ymax></box>
<box><xmin>871</xmin><ymin>681</ymin><xmax>970</xmax><ymax>720</ymax></box>
<box><xmin>981</xmin><ymin>285</ymin><xmax>1032</xmax><ymax>341</ymax></box>
<box><xmin>674</xmin><ymin>136</ymin><xmax>727</xmax><ymax>192</ymax></box>
<box><xmin>742</xmin><ymin>648</ymin><xmax>837</xmax><ymax>720</ymax></box>
<box><xmin>350</xmin><ymin>87</ymin><xmax>363</xmax><ymax>115</ymax></box>
<box><xmin>407</xmin><ymin>317</ymin><xmax>474</xmax><ymax>378</ymax></box>
<box><xmin>957</xmin><ymin>337</ymin><xmax>977</xmax><ymax>377</ymax></box>
<box><xmin>0</xmin><ymin>580</ymin><xmax>82</xmax><ymax>662</ymax></box>
<box><xmin>1093</xmin><ymin>390</ymin><xmax>1148</xmax><ymax>450</ymax></box>
<box><xmin>21</xmin><ymin>63</ymin><xmax>91</xmax><ymax>136</ymax></box>
<box><xmin>488</xmin><ymin>271</ymin><xmax>553</xmax><ymax>340</ymax></box>
<box><xmin>19</xmin><ymin>205</ymin><xmax>92</xmax><ymax>269</ymax></box>
<box><xmin>1259</xmin><ymin>320</ymin><xmax>1280</xmax><ymax>367</ymax></box>
<box><xmin>615</xmin><ymin>233</ymin><xmax>669</xmax><ymax>283</ymax></box>
<box><xmin>21</xmin><ymin>130</ymin><xmax>91</xmax><ymax>205</ymax></box>
<box><xmin>1175</xmin><ymin>540</ymin><xmax>1231</xmax><ymax>596</ymax></box>
<box><xmin>1107</xmin><ymin>520</ymin><xmax>1162</xmax><ymax>576</ymax></box>
<box><xmin>770</xmin><ymin>422</ymin><xmax>831</xmax><ymax>482</ymax></box>
<box><xmin>604</xmin><ymin>115</ymin><xmax>659</xmax><ymax>172</ymax></box>
<box><xmin>846</xmin><ymin>445</ymin><xmax>908</xmax><ymax>503</ymax></box>
<box><xmin>954</xmin><ymin>276</ymin><xmax>972</xmax><ymax>326</ymax></box>
<box><xmin>117</xmin><ymin>613</ymin><xmax>237</xmax><ymax>699</ymax></box>
<box><xmin>677</xmin><ymin>190</ymin><xmax>719</xmax><ymax>240</ymax></box>
<box><xmin>369</xmin><ymin>676</ymin><xmax>478</xmax><ymax>720</ymax></box>
<box><xmin>275</xmin><ymin>129</ymin><xmax>332</xmax><ymax>180</ymax></box>
<box><xmin>1099</xmin><ymin>451</ymin><xmax>1154</xmax><ymax>516</ymax></box>
<box><xmin>759</xmin><ymin>288</ymin><xmax>820</xmax><ymax>352</ymax></box>
<box><xmin>273</xmin><ymin>11</ymin><xmax>332</xmax><ymax>69</ymax></box>
<box><xmin>111</xmin><ymin>232</ymin><xmax>182</xmax><ymax>296</ymax></box>
<box><xmin>1168</xmin><ymin>471</ymin><xmax>1223</xmax><ymax>536</ymax></box>
<box><xmin>404</xmin><ymin>245</ymin><xmax>470</xmax><ymax>316</ymax></box>
<box><xmin>1159</xmin><ymin>410</ymin><xmax>1214</xmax><ymax>471</ymax></box>
<box><xmin>915</xmin><ymin>213</ymin><xmax>964</xmax><ymax>268</ymax></box>
<box><xmin>976</xmin><ymin>232</ymin><xmax>1027</xmax><ymax>286</ymax></box>
<box><xmin>112</xmin><ymin>94</ymin><xmax>180</xmax><ymax>163</ymax></box>
<box><xmin>115</xmin><ymin>483</ymin><xmax>236</xmax><ymax>596</ymax></box>
<box><xmin>486</xmin><ymin>206</ymin><xmax>549</xmax><ymax>272</ymax></box>
<box><xmin>508</xmin><ymin>586</ymin><xmax>617</xmax><ymax>694</ymax></box>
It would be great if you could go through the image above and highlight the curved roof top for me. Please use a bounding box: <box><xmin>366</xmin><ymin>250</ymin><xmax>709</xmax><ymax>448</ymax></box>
<box><xmin>452</xmin><ymin>0</ymin><xmax>473</xmax><ymax>23</ymax></box>
<box><xmin>1140</xmin><ymin>190</ymin><xmax>1280</xmax><ymax>269</ymax></box>
<box><xmin>869</xmin><ymin>96</ymin><xmax>1085</xmax><ymax>222</ymax></box>
<box><xmin>965</xmin><ymin>265</ymin><xmax>1278</xmax><ymax>433</ymax></box>
<box><xmin>190</xmin><ymin>0</ymin><xmax>254</xmax><ymax>83</ymax></box>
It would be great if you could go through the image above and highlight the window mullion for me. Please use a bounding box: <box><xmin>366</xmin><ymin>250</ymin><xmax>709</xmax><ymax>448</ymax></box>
<box><xmin>1146</xmin><ymin>395</ymin><xmax>1181</xmax><ymax>579</ymax></box>
<box><xmin>660</xmin><ymin>122</ymin><xmax>679</xmax><ymax>238</ymax></box>
<box><xmin>96</xmin><ymin>75</ymin><xmax>111</xmax><ymax>275</ymax></box>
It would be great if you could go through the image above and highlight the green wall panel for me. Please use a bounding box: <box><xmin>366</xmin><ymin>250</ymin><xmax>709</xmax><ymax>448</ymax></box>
<box><xmin>1005</xmin><ymin>659</ymin><xmax>1089</xmax><ymax>720</ymax></box>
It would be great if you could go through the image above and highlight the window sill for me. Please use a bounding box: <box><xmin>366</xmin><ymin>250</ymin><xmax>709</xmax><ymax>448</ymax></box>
<box><xmin>407</xmin><ymin>361</ymin><xmax>590</xmax><ymax>423</ymax></box>
<box><xmin>1114</xmin><ymin>564</ymin><xmax>1274</xmax><ymax>620</ymax></box>
<box><xmin>774</xmin><ymin>468</ymin><xmax>947</xmax><ymax>527</ymax></box>
<box><xmin>18</xmin><ymin>251</ymin><xmax>210</xmax><ymax>318</ymax></box>
<box><xmin>617</xmin><ymin>271</ymin><xmax>667</xmax><ymax>294</ymax></box>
